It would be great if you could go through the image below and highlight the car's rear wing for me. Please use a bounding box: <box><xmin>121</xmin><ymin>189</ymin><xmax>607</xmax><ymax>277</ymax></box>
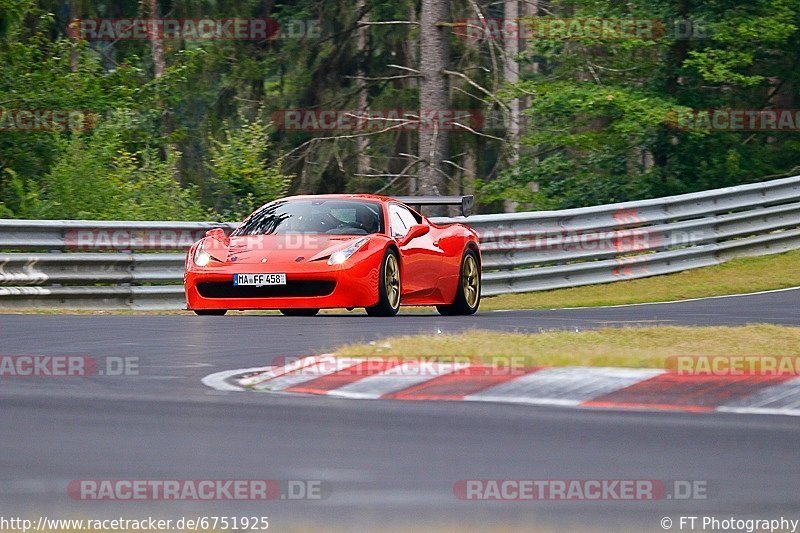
<box><xmin>395</xmin><ymin>195</ymin><xmax>474</xmax><ymax>217</ymax></box>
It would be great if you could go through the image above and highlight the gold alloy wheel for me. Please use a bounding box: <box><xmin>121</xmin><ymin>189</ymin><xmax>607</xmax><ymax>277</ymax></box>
<box><xmin>385</xmin><ymin>253</ymin><xmax>401</xmax><ymax>309</ymax></box>
<box><xmin>462</xmin><ymin>254</ymin><xmax>480</xmax><ymax>308</ymax></box>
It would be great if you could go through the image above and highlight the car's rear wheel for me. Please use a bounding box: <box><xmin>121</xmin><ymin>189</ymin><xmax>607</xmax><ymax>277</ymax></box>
<box><xmin>193</xmin><ymin>309</ymin><xmax>227</xmax><ymax>316</ymax></box>
<box><xmin>366</xmin><ymin>249</ymin><xmax>401</xmax><ymax>317</ymax></box>
<box><xmin>279</xmin><ymin>308</ymin><xmax>319</xmax><ymax>316</ymax></box>
<box><xmin>437</xmin><ymin>249</ymin><xmax>480</xmax><ymax>316</ymax></box>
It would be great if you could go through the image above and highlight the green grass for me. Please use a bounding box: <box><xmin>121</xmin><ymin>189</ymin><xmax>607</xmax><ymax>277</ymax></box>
<box><xmin>479</xmin><ymin>249</ymin><xmax>800</xmax><ymax>311</ymax></box>
<box><xmin>337</xmin><ymin>325</ymin><xmax>800</xmax><ymax>368</ymax></box>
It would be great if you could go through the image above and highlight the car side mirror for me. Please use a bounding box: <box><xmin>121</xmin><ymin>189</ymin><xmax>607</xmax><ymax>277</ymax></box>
<box><xmin>204</xmin><ymin>227</ymin><xmax>230</xmax><ymax>261</ymax></box>
<box><xmin>399</xmin><ymin>224</ymin><xmax>429</xmax><ymax>245</ymax></box>
<box><xmin>205</xmin><ymin>227</ymin><xmax>230</xmax><ymax>246</ymax></box>
<box><xmin>205</xmin><ymin>228</ymin><xmax>227</xmax><ymax>241</ymax></box>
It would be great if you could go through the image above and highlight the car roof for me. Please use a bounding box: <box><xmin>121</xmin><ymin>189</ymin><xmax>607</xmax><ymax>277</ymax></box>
<box><xmin>278</xmin><ymin>194</ymin><xmax>398</xmax><ymax>204</ymax></box>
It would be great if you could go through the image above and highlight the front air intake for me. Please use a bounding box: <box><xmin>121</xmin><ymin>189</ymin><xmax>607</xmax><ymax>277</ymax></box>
<box><xmin>197</xmin><ymin>280</ymin><xmax>335</xmax><ymax>298</ymax></box>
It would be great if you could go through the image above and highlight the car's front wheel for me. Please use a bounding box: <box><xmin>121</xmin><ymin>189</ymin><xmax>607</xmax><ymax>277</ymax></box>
<box><xmin>366</xmin><ymin>249</ymin><xmax>401</xmax><ymax>317</ymax></box>
<box><xmin>279</xmin><ymin>308</ymin><xmax>320</xmax><ymax>316</ymax></box>
<box><xmin>437</xmin><ymin>249</ymin><xmax>480</xmax><ymax>316</ymax></box>
<box><xmin>193</xmin><ymin>309</ymin><xmax>227</xmax><ymax>316</ymax></box>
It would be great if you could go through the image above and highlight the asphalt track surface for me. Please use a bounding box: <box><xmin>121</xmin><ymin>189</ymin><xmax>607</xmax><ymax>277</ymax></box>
<box><xmin>1</xmin><ymin>288</ymin><xmax>799</xmax><ymax>531</ymax></box>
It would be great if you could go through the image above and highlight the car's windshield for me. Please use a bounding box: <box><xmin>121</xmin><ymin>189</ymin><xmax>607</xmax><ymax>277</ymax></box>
<box><xmin>232</xmin><ymin>199</ymin><xmax>383</xmax><ymax>236</ymax></box>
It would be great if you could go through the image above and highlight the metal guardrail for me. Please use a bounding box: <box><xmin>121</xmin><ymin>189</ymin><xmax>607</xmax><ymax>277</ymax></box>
<box><xmin>0</xmin><ymin>175</ymin><xmax>798</xmax><ymax>308</ymax></box>
<box><xmin>436</xmin><ymin>175</ymin><xmax>800</xmax><ymax>296</ymax></box>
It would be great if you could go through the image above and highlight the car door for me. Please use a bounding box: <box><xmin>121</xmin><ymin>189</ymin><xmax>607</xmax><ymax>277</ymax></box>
<box><xmin>388</xmin><ymin>203</ymin><xmax>436</xmax><ymax>297</ymax></box>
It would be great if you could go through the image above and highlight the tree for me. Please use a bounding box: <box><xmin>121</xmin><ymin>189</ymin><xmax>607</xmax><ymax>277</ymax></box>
<box><xmin>483</xmin><ymin>0</ymin><xmax>800</xmax><ymax>209</ymax></box>
<box><xmin>208</xmin><ymin>116</ymin><xmax>291</xmax><ymax>218</ymax></box>
<box><xmin>2</xmin><ymin>0</ymin><xmax>797</xmax><ymax>220</ymax></box>
<box><xmin>417</xmin><ymin>0</ymin><xmax>451</xmax><ymax>213</ymax></box>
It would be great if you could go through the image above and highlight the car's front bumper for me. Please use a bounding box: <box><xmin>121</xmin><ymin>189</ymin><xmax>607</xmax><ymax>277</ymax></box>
<box><xmin>185</xmin><ymin>257</ymin><xmax>381</xmax><ymax>310</ymax></box>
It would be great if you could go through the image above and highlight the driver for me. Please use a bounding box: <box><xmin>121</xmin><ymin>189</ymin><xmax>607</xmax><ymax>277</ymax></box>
<box><xmin>356</xmin><ymin>206</ymin><xmax>379</xmax><ymax>233</ymax></box>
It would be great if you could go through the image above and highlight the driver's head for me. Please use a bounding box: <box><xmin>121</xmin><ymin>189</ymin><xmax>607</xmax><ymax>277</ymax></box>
<box><xmin>356</xmin><ymin>205</ymin><xmax>378</xmax><ymax>233</ymax></box>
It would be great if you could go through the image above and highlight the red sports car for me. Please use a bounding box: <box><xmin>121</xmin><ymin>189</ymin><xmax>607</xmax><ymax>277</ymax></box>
<box><xmin>184</xmin><ymin>194</ymin><xmax>481</xmax><ymax>316</ymax></box>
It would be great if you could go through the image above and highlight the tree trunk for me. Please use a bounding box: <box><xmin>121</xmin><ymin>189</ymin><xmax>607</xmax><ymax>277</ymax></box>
<box><xmin>356</xmin><ymin>0</ymin><xmax>370</xmax><ymax>178</ymax></box>
<box><xmin>522</xmin><ymin>0</ymin><xmax>538</xmax><ymax>194</ymax></box>
<box><xmin>462</xmin><ymin>143</ymin><xmax>477</xmax><ymax>197</ymax></box>
<box><xmin>146</xmin><ymin>0</ymin><xmax>165</xmax><ymax>78</ymax></box>
<box><xmin>418</xmin><ymin>0</ymin><xmax>450</xmax><ymax>214</ymax></box>
<box><xmin>69</xmin><ymin>0</ymin><xmax>80</xmax><ymax>72</ymax></box>
<box><xmin>145</xmin><ymin>0</ymin><xmax>178</xmax><ymax>180</ymax></box>
<box><xmin>503</xmin><ymin>0</ymin><xmax>520</xmax><ymax>212</ymax></box>
<box><xmin>404</xmin><ymin>4</ymin><xmax>419</xmax><ymax>194</ymax></box>
<box><xmin>655</xmin><ymin>0</ymin><xmax>690</xmax><ymax>169</ymax></box>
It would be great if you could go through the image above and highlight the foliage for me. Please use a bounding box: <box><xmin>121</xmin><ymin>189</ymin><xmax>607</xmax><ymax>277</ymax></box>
<box><xmin>482</xmin><ymin>0</ymin><xmax>800</xmax><ymax>209</ymax></box>
<box><xmin>208</xmin><ymin>116</ymin><xmax>291</xmax><ymax>218</ymax></box>
<box><xmin>34</xmin><ymin>110</ymin><xmax>205</xmax><ymax>220</ymax></box>
<box><xmin>1</xmin><ymin>0</ymin><xmax>799</xmax><ymax>218</ymax></box>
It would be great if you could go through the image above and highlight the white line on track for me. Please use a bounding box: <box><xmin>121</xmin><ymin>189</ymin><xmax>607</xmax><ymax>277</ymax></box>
<box><xmin>489</xmin><ymin>286</ymin><xmax>800</xmax><ymax>312</ymax></box>
<box><xmin>716</xmin><ymin>406</ymin><xmax>800</xmax><ymax>417</ymax></box>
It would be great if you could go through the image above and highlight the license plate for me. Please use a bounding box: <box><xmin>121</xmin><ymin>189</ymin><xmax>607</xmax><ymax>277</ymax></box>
<box><xmin>233</xmin><ymin>273</ymin><xmax>286</xmax><ymax>286</ymax></box>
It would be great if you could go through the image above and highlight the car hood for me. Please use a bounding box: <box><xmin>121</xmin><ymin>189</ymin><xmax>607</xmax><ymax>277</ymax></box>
<box><xmin>217</xmin><ymin>234</ymin><xmax>368</xmax><ymax>264</ymax></box>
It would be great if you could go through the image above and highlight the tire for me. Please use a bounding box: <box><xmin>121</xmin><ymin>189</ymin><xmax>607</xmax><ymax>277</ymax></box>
<box><xmin>279</xmin><ymin>308</ymin><xmax>319</xmax><ymax>316</ymax></box>
<box><xmin>437</xmin><ymin>249</ymin><xmax>480</xmax><ymax>316</ymax></box>
<box><xmin>193</xmin><ymin>309</ymin><xmax>227</xmax><ymax>316</ymax></box>
<box><xmin>366</xmin><ymin>248</ymin><xmax>401</xmax><ymax>317</ymax></box>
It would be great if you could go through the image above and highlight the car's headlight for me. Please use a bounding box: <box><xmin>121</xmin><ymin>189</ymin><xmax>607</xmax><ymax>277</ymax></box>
<box><xmin>193</xmin><ymin>241</ymin><xmax>212</xmax><ymax>267</ymax></box>
<box><xmin>328</xmin><ymin>237</ymin><xmax>369</xmax><ymax>265</ymax></box>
